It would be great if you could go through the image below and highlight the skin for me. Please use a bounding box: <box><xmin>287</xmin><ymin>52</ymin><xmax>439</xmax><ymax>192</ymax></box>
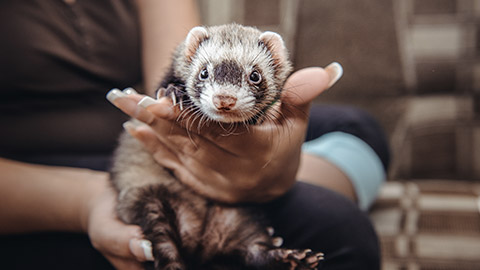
<box><xmin>110</xmin><ymin>66</ymin><xmax>354</xmax><ymax>203</ymax></box>
<box><xmin>0</xmin><ymin>66</ymin><xmax>353</xmax><ymax>270</ymax></box>
<box><xmin>0</xmin><ymin>1</ymin><xmax>357</xmax><ymax>270</ymax></box>
<box><xmin>138</xmin><ymin>0</ymin><xmax>201</xmax><ymax>95</ymax></box>
<box><xmin>0</xmin><ymin>1</ymin><xmax>200</xmax><ymax>269</ymax></box>
<box><xmin>0</xmin><ymin>158</ymin><xmax>146</xmax><ymax>270</ymax></box>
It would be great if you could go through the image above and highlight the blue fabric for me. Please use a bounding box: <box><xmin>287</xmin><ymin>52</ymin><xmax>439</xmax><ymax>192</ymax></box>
<box><xmin>302</xmin><ymin>132</ymin><xmax>386</xmax><ymax>210</ymax></box>
<box><xmin>305</xmin><ymin>105</ymin><xmax>391</xmax><ymax>172</ymax></box>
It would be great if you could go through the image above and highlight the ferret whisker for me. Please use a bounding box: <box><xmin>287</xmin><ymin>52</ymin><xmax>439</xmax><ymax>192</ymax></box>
<box><xmin>218</xmin><ymin>122</ymin><xmax>232</xmax><ymax>136</ymax></box>
<box><xmin>199</xmin><ymin>114</ymin><xmax>211</xmax><ymax>132</ymax></box>
<box><xmin>109</xmin><ymin>24</ymin><xmax>325</xmax><ymax>270</ymax></box>
<box><xmin>188</xmin><ymin>109</ymin><xmax>203</xmax><ymax>132</ymax></box>
<box><xmin>198</xmin><ymin>112</ymin><xmax>211</xmax><ymax>133</ymax></box>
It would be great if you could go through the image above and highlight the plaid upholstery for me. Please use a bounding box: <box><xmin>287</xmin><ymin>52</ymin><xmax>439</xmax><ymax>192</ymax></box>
<box><xmin>371</xmin><ymin>181</ymin><xmax>480</xmax><ymax>269</ymax></box>
<box><xmin>197</xmin><ymin>0</ymin><xmax>480</xmax><ymax>268</ymax></box>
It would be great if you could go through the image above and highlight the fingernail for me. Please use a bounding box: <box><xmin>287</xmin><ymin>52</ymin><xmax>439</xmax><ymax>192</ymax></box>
<box><xmin>122</xmin><ymin>121</ymin><xmax>136</xmax><ymax>132</ymax></box>
<box><xmin>138</xmin><ymin>96</ymin><xmax>159</xmax><ymax>109</ymax></box>
<box><xmin>123</xmin><ymin>87</ymin><xmax>138</xmax><ymax>95</ymax></box>
<box><xmin>130</xmin><ymin>239</ymin><xmax>154</xmax><ymax>262</ymax></box>
<box><xmin>325</xmin><ymin>62</ymin><xmax>343</xmax><ymax>88</ymax></box>
<box><xmin>106</xmin><ymin>88</ymin><xmax>126</xmax><ymax>103</ymax></box>
<box><xmin>139</xmin><ymin>240</ymin><xmax>154</xmax><ymax>261</ymax></box>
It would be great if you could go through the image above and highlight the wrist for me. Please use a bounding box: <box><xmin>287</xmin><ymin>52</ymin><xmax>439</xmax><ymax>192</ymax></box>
<box><xmin>78</xmin><ymin>170</ymin><xmax>109</xmax><ymax>233</ymax></box>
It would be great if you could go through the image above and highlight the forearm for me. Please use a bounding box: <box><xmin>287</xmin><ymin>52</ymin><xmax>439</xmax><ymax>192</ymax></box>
<box><xmin>297</xmin><ymin>153</ymin><xmax>357</xmax><ymax>203</ymax></box>
<box><xmin>0</xmin><ymin>158</ymin><xmax>107</xmax><ymax>234</ymax></box>
<box><xmin>136</xmin><ymin>0</ymin><xmax>200</xmax><ymax>94</ymax></box>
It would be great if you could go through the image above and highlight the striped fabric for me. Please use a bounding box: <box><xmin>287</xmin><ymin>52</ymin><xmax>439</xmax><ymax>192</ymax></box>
<box><xmin>371</xmin><ymin>180</ymin><xmax>480</xmax><ymax>270</ymax></box>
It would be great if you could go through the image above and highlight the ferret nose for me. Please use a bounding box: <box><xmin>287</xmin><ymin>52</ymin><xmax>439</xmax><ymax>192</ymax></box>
<box><xmin>213</xmin><ymin>95</ymin><xmax>237</xmax><ymax>111</ymax></box>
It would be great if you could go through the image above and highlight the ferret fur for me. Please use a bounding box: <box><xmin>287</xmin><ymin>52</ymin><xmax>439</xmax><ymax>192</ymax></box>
<box><xmin>110</xmin><ymin>24</ymin><xmax>322</xmax><ymax>270</ymax></box>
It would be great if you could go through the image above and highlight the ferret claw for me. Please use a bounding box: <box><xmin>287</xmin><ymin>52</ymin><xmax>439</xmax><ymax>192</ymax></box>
<box><xmin>156</xmin><ymin>88</ymin><xmax>166</xmax><ymax>99</ymax></box>
<box><xmin>272</xmin><ymin>237</ymin><xmax>283</xmax><ymax>247</ymax></box>
<box><xmin>271</xmin><ymin>248</ymin><xmax>323</xmax><ymax>269</ymax></box>
<box><xmin>170</xmin><ymin>91</ymin><xmax>177</xmax><ymax>106</ymax></box>
<box><xmin>266</xmin><ymin>227</ymin><xmax>275</xmax><ymax>236</ymax></box>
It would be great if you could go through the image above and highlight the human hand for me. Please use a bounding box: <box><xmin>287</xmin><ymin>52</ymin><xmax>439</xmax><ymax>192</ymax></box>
<box><xmin>107</xmin><ymin>63</ymin><xmax>342</xmax><ymax>203</ymax></box>
<box><xmin>84</xmin><ymin>179</ymin><xmax>154</xmax><ymax>269</ymax></box>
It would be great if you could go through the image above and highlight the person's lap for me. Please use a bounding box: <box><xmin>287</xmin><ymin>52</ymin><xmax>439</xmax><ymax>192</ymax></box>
<box><xmin>0</xmin><ymin>104</ymin><xmax>384</xmax><ymax>269</ymax></box>
<box><xmin>261</xmin><ymin>181</ymin><xmax>380</xmax><ymax>269</ymax></box>
<box><xmin>0</xmin><ymin>182</ymin><xmax>380</xmax><ymax>270</ymax></box>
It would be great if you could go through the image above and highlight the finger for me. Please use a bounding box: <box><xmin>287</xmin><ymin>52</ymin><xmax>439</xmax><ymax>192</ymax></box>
<box><xmin>99</xmin><ymin>222</ymin><xmax>147</xmax><ymax>259</ymax></box>
<box><xmin>125</xmin><ymin>124</ymin><xmax>169</xmax><ymax>153</ymax></box>
<box><xmin>325</xmin><ymin>62</ymin><xmax>343</xmax><ymax>89</ymax></box>
<box><xmin>127</xmin><ymin>124</ymin><xmax>189</xmax><ymax>169</ymax></box>
<box><xmin>106</xmin><ymin>89</ymin><xmax>156</xmax><ymax>124</ymax></box>
<box><xmin>129</xmin><ymin>239</ymin><xmax>155</xmax><ymax>262</ymax></box>
<box><xmin>105</xmin><ymin>254</ymin><xmax>144</xmax><ymax>270</ymax></box>
<box><xmin>106</xmin><ymin>88</ymin><xmax>144</xmax><ymax>109</ymax></box>
<box><xmin>282</xmin><ymin>63</ymin><xmax>342</xmax><ymax>109</ymax></box>
<box><xmin>170</xmin><ymin>160</ymin><xmax>240</xmax><ymax>203</ymax></box>
<box><xmin>129</xmin><ymin>128</ymin><xmax>242</xmax><ymax>202</ymax></box>
<box><xmin>139</xmin><ymin>96</ymin><xmax>180</xmax><ymax>121</ymax></box>
<box><xmin>282</xmin><ymin>67</ymin><xmax>329</xmax><ymax>109</ymax></box>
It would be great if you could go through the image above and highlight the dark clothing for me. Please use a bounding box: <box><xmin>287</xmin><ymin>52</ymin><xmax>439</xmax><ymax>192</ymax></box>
<box><xmin>0</xmin><ymin>0</ymin><xmax>141</xmax><ymax>157</ymax></box>
<box><xmin>0</xmin><ymin>182</ymin><xmax>380</xmax><ymax>270</ymax></box>
<box><xmin>0</xmin><ymin>1</ymin><xmax>384</xmax><ymax>269</ymax></box>
<box><xmin>306</xmin><ymin>105</ymin><xmax>391</xmax><ymax>171</ymax></box>
<box><xmin>0</xmin><ymin>107</ymin><xmax>384</xmax><ymax>270</ymax></box>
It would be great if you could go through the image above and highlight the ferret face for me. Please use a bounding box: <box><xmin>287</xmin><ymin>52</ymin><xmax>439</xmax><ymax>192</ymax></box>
<box><xmin>180</xmin><ymin>24</ymin><xmax>292</xmax><ymax>124</ymax></box>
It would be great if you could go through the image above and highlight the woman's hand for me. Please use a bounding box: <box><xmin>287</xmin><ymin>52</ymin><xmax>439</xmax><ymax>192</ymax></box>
<box><xmin>0</xmin><ymin>158</ymin><xmax>155</xmax><ymax>269</ymax></box>
<box><xmin>107</xmin><ymin>64</ymin><xmax>342</xmax><ymax>203</ymax></box>
<box><xmin>84</xmin><ymin>178</ymin><xmax>154</xmax><ymax>270</ymax></box>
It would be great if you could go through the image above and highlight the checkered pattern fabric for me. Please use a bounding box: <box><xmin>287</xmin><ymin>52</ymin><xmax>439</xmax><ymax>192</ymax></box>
<box><xmin>198</xmin><ymin>1</ymin><xmax>480</xmax><ymax>268</ymax></box>
<box><xmin>371</xmin><ymin>181</ymin><xmax>480</xmax><ymax>270</ymax></box>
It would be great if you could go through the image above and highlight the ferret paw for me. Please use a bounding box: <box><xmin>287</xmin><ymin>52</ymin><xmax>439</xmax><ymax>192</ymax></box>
<box><xmin>266</xmin><ymin>226</ymin><xmax>284</xmax><ymax>247</ymax></box>
<box><xmin>163</xmin><ymin>263</ymin><xmax>185</xmax><ymax>270</ymax></box>
<box><xmin>163</xmin><ymin>84</ymin><xmax>187</xmax><ymax>110</ymax></box>
<box><xmin>152</xmin><ymin>261</ymin><xmax>185</xmax><ymax>270</ymax></box>
<box><xmin>270</xmin><ymin>248</ymin><xmax>324</xmax><ymax>270</ymax></box>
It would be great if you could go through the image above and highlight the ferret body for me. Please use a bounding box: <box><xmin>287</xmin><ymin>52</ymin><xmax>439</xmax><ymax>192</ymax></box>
<box><xmin>110</xmin><ymin>24</ymin><xmax>322</xmax><ymax>270</ymax></box>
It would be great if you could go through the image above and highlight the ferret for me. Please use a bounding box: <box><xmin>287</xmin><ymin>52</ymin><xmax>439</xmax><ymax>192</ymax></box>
<box><xmin>110</xmin><ymin>24</ymin><xmax>323</xmax><ymax>270</ymax></box>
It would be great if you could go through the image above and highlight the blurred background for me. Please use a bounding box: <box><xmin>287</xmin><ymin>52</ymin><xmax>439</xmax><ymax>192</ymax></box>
<box><xmin>197</xmin><ymin>0</ymin><xmax>480</xmax><ymax>269</ymax></box>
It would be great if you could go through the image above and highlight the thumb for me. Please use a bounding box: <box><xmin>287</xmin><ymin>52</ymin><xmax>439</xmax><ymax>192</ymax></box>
<box><xmin>282</xmin><ymin>63</ymin><xmax>343</xmax><ymax>110</ymax></box>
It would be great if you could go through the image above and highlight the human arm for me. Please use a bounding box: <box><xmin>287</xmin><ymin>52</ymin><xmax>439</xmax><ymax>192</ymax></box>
<box><xmin>0</xmin><ymin>1</ymin><xmax>200</xmax><ymax>269</ymax></box>
<box><xmin>136</xmin><ymin>0</ymin><xmax>200</xmax><ymax>94</ymax></box>
<box><xmin>0</xmin><ymin>157</ymin><xmax>150</xmax><ymax>269</ymax></box>
<box><xmin>297</xmin><ymin>153</ymin><xmax>357</xmax><ymax>202</ymax></box>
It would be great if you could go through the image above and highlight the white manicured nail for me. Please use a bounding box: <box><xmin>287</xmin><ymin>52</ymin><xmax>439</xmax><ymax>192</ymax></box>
<box><xmin>139</xmin><ymin>240</ymin><xmax>154</xmax><ymax>261</ymax></box>
<box><xmin>106</xmin><ymin>88</ymin><xmax>126</xmax><ymax>103</ymax></box>
<box><xmin>123</xmin><ymin>87</ymin><xmax>138</xmax><ymax>95</ymax></box>
<box><xmin>325</xmin><ymin>62</ymin><xmax>343</xmax><ymax>88</ymax></box>
<box><xmin>122</xmin><ymin>121</ymin><xmax>136</xmax><ymax>132</ymax></box>
<box><xmin>138</xmin><ymin>96</ymin><xmax>159</xmax><ymax>108</ymax></box>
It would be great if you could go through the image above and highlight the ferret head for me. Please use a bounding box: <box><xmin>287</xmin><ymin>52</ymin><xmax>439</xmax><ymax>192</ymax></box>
<box><xmin>176</xmin><ymin>24</ymin><xmax>292</xmax><ymax>124</ymax></box>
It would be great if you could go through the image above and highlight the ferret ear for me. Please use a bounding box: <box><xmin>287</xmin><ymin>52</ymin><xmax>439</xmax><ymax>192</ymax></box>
<box><xmin>184</xmin><ymin>26</ymin><xmax>209</xmax><ymax>61</ymax></box>
<box><xmin>259</xmin><ymin>31</ymin><xmax>288</xmax><ymax>65</ymax></box>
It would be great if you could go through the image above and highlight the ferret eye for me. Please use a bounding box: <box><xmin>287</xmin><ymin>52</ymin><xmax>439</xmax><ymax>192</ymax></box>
<box><xmin>199</xmin><ymin>67</ymin><xmax>209</xmax><ymax>80</ymax></box>
<box><xmin>249</xmin><ymin>70</ymin><xmax>262</xmax><ymax>84</ymax></box>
